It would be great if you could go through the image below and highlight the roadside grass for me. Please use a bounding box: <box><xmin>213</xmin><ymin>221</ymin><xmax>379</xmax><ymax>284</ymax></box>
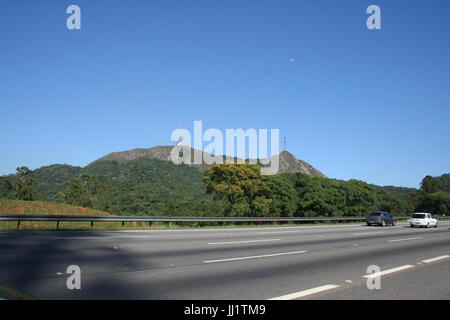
<box><xmin>0</xmin><ymin>199</ymin><xmax>111</xmax><ymax>216</ymax></box>
<box><xmin>1</xmin><ymin>199</ymin><xmax>448</xmax><ymax>232</ymax></box>
<box><xmin>4</xmin><ymin>218</ymin><xmax>448</xmax><ymax>232</ymax></box>
<box><xmin>0</xmin><ymin>220</ymin><xmax>364</xmax><ymax>232</ymax></box>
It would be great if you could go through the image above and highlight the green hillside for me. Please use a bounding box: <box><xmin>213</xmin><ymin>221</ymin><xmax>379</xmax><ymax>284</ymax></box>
<box><xmin>0</xmin><ymin>158</ymin><xmax>217</xmax><ymax>216</ymax></box>
<box><xmin>373</xmin><ymin>185</ymin><xmax>418</xmax><ymax>198</ymax></box>
<box><xmin>1</xmin><ymin>160</ymin><xmax>449</xmax><ymax>218</ymax></box>
<box><xmin>84</xmin><ymin>158</ymin><xmax>217</xmax><ymax>215</ymax></box>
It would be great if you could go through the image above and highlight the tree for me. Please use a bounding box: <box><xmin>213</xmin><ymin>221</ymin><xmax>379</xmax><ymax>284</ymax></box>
<box><xmin>263</xmin><ymin>175</ymin><xmax>298</xmax><ymax>217</ymax></box>
<box><xmin>64</xmin><ymin>177</ymin><xmax>91</xmax><ymax>207</ymax></box>
<box><xmin>63</xmin><ymin>173</ymin><xmax>116</xmax><ymax>210</ymax></box>
<box><xmin>426</xmin><ymin>192</ymin><xmax>450</xmax><ymax>215</ymax></box>
<box><xmin>9</xmin><ymin>166</ymin><xmax>37</xmax><ymax>201</ymax></box>
<box><xmin>203</xmin><ymin>163</ymin><xmax>271</xmax><ymax>217</ymax></box>
<box><xmin>420</xmin><ymin>176</ymin><xmax>441</xmax><ymax>195</ymax></box>
<box><xmin>416</xmin><ymin>175</ymin><xmax>445</xmax><ymax>213</ymax></box>
<box><xmin>416</xmin><ymin>191</ymin><xmax>450</xmax><ymax>215</ymax></box>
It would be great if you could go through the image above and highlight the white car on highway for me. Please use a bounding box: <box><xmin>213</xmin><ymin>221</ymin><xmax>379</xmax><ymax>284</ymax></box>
<box><xmin>410</xmin><ymin>213</ymin><xmax>438</xmax><ymax>228</ymax></box>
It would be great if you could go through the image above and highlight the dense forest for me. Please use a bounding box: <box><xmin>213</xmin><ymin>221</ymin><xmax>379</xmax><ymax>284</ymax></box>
<box><xmin>0</xmin><ymin>159</ymin><xmax>449</xmax><ymax>217</ymax></box>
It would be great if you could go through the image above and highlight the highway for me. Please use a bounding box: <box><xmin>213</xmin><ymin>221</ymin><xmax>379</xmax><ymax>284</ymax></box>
<box><xmin>1</xmin><ymin>221</ymin><xmax>450</xmax><ymax>300</ymax></box>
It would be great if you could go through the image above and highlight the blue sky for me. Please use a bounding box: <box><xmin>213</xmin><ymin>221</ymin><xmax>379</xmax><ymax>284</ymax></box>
<box><xmin>0</xmin><ymin>0</ymin><xmax>449</xmax><ymax>188</ymax></box>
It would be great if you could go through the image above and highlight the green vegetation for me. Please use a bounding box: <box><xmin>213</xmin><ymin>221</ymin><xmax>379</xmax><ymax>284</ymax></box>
<box><xmin>1</xmin><ymin>158</ymin><xmax>218</xmax><ymax>216</ymax></box>
<box><xmin>437</xmin><ymin>173</ymin><xmax>450</xmax><ymax>193</ymax></box>
<box><xmin>1</xmin><ymin>167</ymin><xmax>38</xmax><ymax>201</ymax></box>
<box><xmin>373</xmin><ymin>185</ymin><xmax>417</xmax><ymax>198</ymax></box>
<box><xmin>1</xmin><ymin>160</ymin><xmax>449</xmax><ymax>223</ymax></box>
<box><xmin>203</xmin><ymin>166</ymin><xmax>449</xmax><ymax>217</ymax></box>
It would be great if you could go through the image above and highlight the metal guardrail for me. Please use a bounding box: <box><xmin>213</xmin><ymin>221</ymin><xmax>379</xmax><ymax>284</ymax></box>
<box><xmin>0</xmin><ymin>214</ymin><xmax>424</xmax><ymax>231</ymax></box>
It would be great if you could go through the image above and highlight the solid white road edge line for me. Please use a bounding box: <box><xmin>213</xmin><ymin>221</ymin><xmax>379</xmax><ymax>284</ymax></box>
<box><xmin>208</xmin><ymin>238</ymin><xmax>281</xmax><ymax>245</ymax></box>
<box><xmin>421</xmin><ymin>255</ymin><xmax>450</xmax><ymax>263</ymax></box>
<box><xmin>268</xmin><ymin>284</ymin><xmax>340</xmax><ymax>300</ymax></box>
<box><xmin>363</xmin><ymin>265</ymin><xmax>415</xmax><ymax>279</ymax></box>
<box><xmin>203</xmin><ymin>250</ymin><xmax>307</xmax><ymax>264</ymax></box>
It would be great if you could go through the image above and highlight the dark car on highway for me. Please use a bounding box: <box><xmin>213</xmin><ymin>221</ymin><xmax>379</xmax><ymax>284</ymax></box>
<box><xmin>366</xmin><ymin>211</ymin><xmax>397</xmax><ymax>226</ymax></box>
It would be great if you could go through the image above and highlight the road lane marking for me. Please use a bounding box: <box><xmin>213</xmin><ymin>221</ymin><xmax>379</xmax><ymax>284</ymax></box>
<box><xmin>363</xmin><ymin>265</ymin><xmax>414</xmax><ymax>279</ymax></box>
<box><xmin>203</xmin><ymin>250</ymin><xmax>307</xmax><ymax>264</ymax></box>
<box><xmin>353</xmin><ymin>232</ymin><xmax>385</xmax><ymax>236</ymax></box>
<box><xmin>421</xmin><ymin>255</ymin><xmax>450</xmax><ymax>263</ymax></box>
<box><xmin>257</xmin><ymin>231</ymin><xmax>300</xmax><ymax>235</ymax></box>
<box><xmin>208</xmin><ymin>238</ymin><xmax>281</xmax><ymax>245</ymax></box>
<box><xmin>268</xmin><ymin>284</ymin><xmax>340</xmax><ymax>300</ymax></box>
<box><xmin>388</xmin><ymin>237</ymin><xmax>423</xmax><ymax>243</ymax></box>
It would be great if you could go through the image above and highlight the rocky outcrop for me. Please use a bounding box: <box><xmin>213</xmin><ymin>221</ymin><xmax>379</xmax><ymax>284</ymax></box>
<box><xmin>90</xmin><ymin>145</ymin><xmax>326</xmax><ymax>177</ymax></box>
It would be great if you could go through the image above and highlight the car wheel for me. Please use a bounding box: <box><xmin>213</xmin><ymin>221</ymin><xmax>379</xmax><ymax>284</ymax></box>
<box><xmin>435</xmin><ymin>222</ymin><xmax>438</xmax><ymax>228</ymax></box>
<box><xmin>410</xmin><ymin>224</ymin><xmax>414</xmax><ymax>228</ymax></box>
<box><xmin>393</xmin><ymin>221</ymin><xmax>397</xmax><ymax>226</ymax></box>
<box><xmin>426</xmin><ymin>223</ymin><xmax>430</xmax><ymax>228</ymax></box>
<box><xmin>381</xmin><ymin>221</ymin><xmax>386</xmax><ymax>227</ymax></box>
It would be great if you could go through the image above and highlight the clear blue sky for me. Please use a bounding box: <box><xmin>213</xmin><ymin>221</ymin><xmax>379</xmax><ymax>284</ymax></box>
<box><xmin>1</xmin><ymin>0</ymin><xmax>449</xmax><ymax>188</ymax></box>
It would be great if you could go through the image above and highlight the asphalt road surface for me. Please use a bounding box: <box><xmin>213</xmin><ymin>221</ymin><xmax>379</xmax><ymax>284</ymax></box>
<box><xmin>1</xmin><ymin>221</ymin><xmax>450</xmax><ymax>300</ymax></box>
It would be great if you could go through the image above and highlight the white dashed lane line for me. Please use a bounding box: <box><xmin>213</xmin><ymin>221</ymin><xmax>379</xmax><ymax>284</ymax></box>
<box><xmin>421</xmin><ymin>255</ymin><xmax>450</xmax><ymax>264</ymax></box>
<box><xmin>268</xmin><ymin>284</ymin><xmax>341</xmax><ymax>300</ymax></box>
<box><xmin>207</xmin><ymin>238</ymin><xmax>282</xmax><ymax>245</ymax></box>
<box><xmin>203</xmin><ymin>250</ymin><xmax>307</xmax><ymax>264</ymax></box>
<box><xmin>388</xmin><ymin>237</ymin><xmax>423</xmax><ymax>243</ymax></box>
<box><xmin>257</xmin><ymin>231</ymin><xmax>301</xmax><ymax>235</ymax></box>
<box><xmin>269</xmin><ymin>255</ymin><xmax>450</xmax><ymax>300</ymax></box>
<box><xmin>363</xmin><ymin>264</ymin><xmax>415</xmax><ymax>279</ymax></box>
<box><xmin>353</xmin><ymin>232</ymin><xmax>385</xmax><ymax>236</ymax></box>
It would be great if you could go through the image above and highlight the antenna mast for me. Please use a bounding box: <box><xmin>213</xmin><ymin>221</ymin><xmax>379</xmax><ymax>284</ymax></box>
<box><xmin>177</xmin><ymin>119</ymin><xmax>183</xmax><ymax>145</ymax></box>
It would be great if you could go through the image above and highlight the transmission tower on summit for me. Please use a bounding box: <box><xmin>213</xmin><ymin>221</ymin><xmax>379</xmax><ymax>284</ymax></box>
<box><xmin>177</xmin><ymin>119</ymin><xmax>183</xmax><ymax>145</ymax></box>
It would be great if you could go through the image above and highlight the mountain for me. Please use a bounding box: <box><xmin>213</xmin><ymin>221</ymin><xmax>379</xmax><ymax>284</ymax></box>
<box><xmin>89</xmin><ymin>145</ymin><xmax>326</xmax><ymax>177</ymax></box>
<box><xmin>0</xmin><ymin>145</ymin><xmax>325</xmax><ymax>216</ymax></box>
<box><xmin>267</xmin><ymin>151</ymin><xmax>326</xmax><ymax>177</ymax></box>
<box><xmin>2</xmin><ymin>150</ymin><xmax>447</xmax><ymax>217</ymax></box>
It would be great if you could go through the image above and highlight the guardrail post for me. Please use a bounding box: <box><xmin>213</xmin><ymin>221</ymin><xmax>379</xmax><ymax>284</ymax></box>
<box><xmin>91</xmin><ymin>221</ymin><xmax>94</xmax><ymax>230</ymax></box>
<box><xmin>56</xmin><ymin>221</ymin><xmax>60</xmax><ymax>230</ymax></box>
<box><xmin>148</xmin><ymin>221</ymin><xmax>152</xmax><ymax>228</ymax></box>
<box><xmin>17</xmin><ymin>220</ymin><xmax>21</xmax><ymax>231</ymax></box>
<box><xmin>122</xmin><ymin>221</ymin><xmax>125</xmax><ymax>229</ymax></box>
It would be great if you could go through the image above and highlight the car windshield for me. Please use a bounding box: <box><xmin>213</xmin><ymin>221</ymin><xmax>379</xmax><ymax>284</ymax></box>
<box><xmin>412</xmin><ymin>214</ymin><xmax>426</xmax><ymax>219</ymax></box>
<box><xmin>369</xmin><ymin>212</ymin><xmax>382</xmax><ymax>216</ymax></box>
